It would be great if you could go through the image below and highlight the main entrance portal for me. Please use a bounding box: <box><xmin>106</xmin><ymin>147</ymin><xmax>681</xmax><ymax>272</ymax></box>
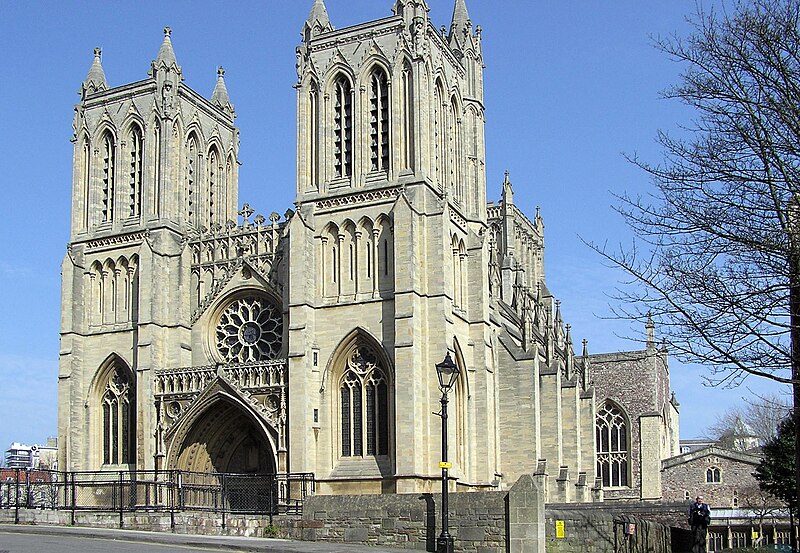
<box><xmin>173</xmin><ymin>400</ymin><xmax>276</xmax><ymax>474</ymax></box>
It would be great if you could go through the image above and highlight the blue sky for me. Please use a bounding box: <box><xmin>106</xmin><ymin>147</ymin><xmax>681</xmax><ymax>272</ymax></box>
<box><xmin>0</xmin><ymin>0</ymin><xmax>789</xmax><ymax>458</ymax></box>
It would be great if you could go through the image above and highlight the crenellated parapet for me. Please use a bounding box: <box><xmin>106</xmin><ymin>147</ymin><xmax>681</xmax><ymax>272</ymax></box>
<box><xmin>190</xmin><ymin>206</ymin><xmax>289</xmax><ymax>322</ymax></box>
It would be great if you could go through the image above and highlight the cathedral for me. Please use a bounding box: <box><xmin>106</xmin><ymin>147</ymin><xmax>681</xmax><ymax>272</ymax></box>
<box><xmin>58</xmin><ymin>0</ymin><xmax>679</xmax><ymax>501</ymax></box>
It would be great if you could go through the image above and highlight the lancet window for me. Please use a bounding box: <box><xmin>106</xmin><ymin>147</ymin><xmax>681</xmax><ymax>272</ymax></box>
<box><xmin>596</xmin><ymin>401</ymin><xmax>629</xmax><ymax>487</ymax></box>
<box><xmin>186</xmin><ymin>134</ymin><xmax>199</xmax><ymax>226</ymax></box>
<box><xmin>706</xmin><ymin>467</ymin><xmax>721</xmax><ymax>483</ymax></box>
<box><xmin>369</xmin><ymin>68</ymin><xmax>389</xmax><ymax>173</ymax></box>
<box><xmin>340</xmin><ymin>347</ymin><xmax>390</xmax><ymax>458</ymax></box>
<box><xmin>101</xmin><ymin>131</ymin><xmax>115</xmax><ymax>223</ymax></box>
<box><xmin>433</xmin><ymin>81</ymin><xmax>445</xmax><ymax>188</ymax></box>
<box><xmin>128</xmin><ymin>126</ymin><xmax>143</xmax><ymax>219</ymax></box>
<box><xmin>333</xmin><ymin>76</ymin><xmax>353</xmax><ymax>179</ymax></box>
<box><xmin>310</xmin><ymin>82</ymin><xmax>320</xmax><ymax>188</ymax></box>
<box><xmin>400</xmin><ymin>61</ymin><xmax>413</xmax><ymax>171</ymax></box>
<box><xmin>101</xmin><ymin>365</ymin><xmax>135</xmax><ymax>465</ymax></box>
<box><xmin>208</xmin><ymin>147</ymin><xmax>219</xmax><ymax>227</ymax></box>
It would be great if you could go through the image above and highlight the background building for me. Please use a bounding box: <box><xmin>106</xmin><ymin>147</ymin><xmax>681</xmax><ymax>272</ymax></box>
<box><xmin>4</xmin><ymin>438</ymin><xmax>58</xmax><ymax>470</ymax></box>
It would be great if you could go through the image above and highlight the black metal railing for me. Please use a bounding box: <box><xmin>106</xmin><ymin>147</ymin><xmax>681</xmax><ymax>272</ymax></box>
<box><xmin>0</xmin><ymin>468</ymin><xmax>314</xmax><ymax>525</ymax></box>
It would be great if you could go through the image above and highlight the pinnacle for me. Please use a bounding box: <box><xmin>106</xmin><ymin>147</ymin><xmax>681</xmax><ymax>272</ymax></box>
<box><xmin>82</xmin><ymin>47</ymin><xmax>108</xmax><ymax>96</ymax></box>
<box><xmin>449</xmin><ymin>0</ymin><xmax>472</xmax><ymax>47</ymax></box>
<box><xmin>155</xmin><ymin>26</ymin><xmax>178</xmax><ymax>67</ymax></box>
<box><xmin>211</xmin><ymin>66</ymin><xmax>234</xmax><ymax>114</ymax></box>
<box><xmin>304</xmin><ymin>0</ymin><xmax>333</xmax><ymax>38</ymax></box>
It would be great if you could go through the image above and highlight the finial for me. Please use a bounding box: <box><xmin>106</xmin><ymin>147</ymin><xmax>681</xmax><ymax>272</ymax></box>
<box><xmin>217</xmin><ymin>66</ymin><xmax>225</xmax><ymax>78</ymax></box>
<box><xmin>164</xmin><ymin>26</ymin><xmax>172</xmax><ymax>37</ymax></box>
<box><xmin>81</xmin><ymin>46</ymin><xmax>108</xmax><ymax>98</ymax></box>
<box><xmin>504</xmin><ymin>169</ymin><xmax>510</xmax><ymax>181</ymax></box>
<box><xmin>582</xmin><ymin>339</ymin><xmax>589</xmax><ymax>357</ymax></box>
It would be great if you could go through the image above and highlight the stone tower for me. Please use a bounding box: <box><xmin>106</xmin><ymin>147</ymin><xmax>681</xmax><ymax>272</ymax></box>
<box><xmin>58</xmin><ymin>30</ymin><xmax>239</xmax><ymax>470</ymax></box>
<box><xmin>289</xmin><ymin>0</ymin><xmax>498</xmax><ymax>494</ymax></box>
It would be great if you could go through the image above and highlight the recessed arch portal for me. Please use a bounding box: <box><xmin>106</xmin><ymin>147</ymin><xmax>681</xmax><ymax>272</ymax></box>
<box><xmin>170</xmin><ymin>398</ymin><xmax>277</xmax><ymax>475</ymax></box>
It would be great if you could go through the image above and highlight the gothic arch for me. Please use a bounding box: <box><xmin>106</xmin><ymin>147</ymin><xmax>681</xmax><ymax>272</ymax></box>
<box><xmin>87</xmin><ymin>353</ymin><xmax>136</xmax><ymax>468</ymax></box>
<box><xmin>362</xmin><ymin>64</ymin><xmax>391</xmax><ymax>174</ymax></box>
<box><xmin>357</xmin><ymin>57</ymin><xmax>392</xmax><ymax>87</ymax></box>
<box><xmin>595</xmin><ymin>399</ymin><xmax>631</xmax><ymax>488</ymax></box>
<box><xmin>327</xmin><ymin>71</ymin><xmax>354</xmax><ymax>181</ymax></box>
<box><xmin>165</xmin><ymin>386</ymin><xmax>279</xmax><ymax>474</ymax></box>
<box><xmin>325</xmin><ymin>328</ymin><xmax>395</xmax><ymax>463</ymax></box>
<box><xmin>451</xmin><ymin>338</ymin><xmax>470</xmax><ymax>476</ymax></box>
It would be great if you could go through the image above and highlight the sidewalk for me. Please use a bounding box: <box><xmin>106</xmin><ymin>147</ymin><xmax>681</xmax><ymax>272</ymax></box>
<box><xmin>0</xmin><ymin>524</ymin><xmax>413</xmax><ymax>553</ymax></box>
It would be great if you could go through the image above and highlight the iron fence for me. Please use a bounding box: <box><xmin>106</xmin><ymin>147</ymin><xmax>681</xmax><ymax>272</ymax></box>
<box><xmin>0</xmin><ymin>468</ymin><xmax>314</xmax><ymax>525</ymax></box>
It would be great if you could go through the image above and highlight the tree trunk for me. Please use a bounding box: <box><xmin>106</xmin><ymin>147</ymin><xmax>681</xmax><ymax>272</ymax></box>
<box><xmin>789</xmin><ymin>244</ymin><xmax>800</xmax><ymax>553</ymax></box>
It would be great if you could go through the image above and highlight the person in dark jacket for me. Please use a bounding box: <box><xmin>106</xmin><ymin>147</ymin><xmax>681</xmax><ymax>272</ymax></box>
<box><xmin>688</xmin><ymin>495</ymin><xmax>711</xmax><ymax>553</ymax></box>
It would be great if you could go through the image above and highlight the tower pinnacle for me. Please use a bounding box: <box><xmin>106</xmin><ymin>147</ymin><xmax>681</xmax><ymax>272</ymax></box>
<box><xmin>303</xmin><ymin>0</ymin><xmax>333</xmax><ymax>41</ymax></box>
<box><xmin>156</xmin><ymin>26</ymin><xmax>178</xmax><ymax>67</ymax></box>
<box><xmin>81</xmin><ymin>47</ymin><xmax>108</xmax><ymax>99</ymax></box>
<box><xmin>449</xmin><ymin>0</ymin><xmax>472</xmax><ymax>49</ymax></box>
<box><xmin>211</xmin><ymin>66</ymin><xmax>235</xmax><ymax>117</ymax></box>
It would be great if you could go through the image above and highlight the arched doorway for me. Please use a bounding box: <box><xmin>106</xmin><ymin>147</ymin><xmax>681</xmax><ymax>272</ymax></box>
<box><xmin>168</xmin><ymin>398</ymin><xmax>279</xmax><ymax>512</ymax></box>
<box><xmin>173</xmin><ymin>399</ymin><xmax>277</xmax><ymax>474</ymax></box>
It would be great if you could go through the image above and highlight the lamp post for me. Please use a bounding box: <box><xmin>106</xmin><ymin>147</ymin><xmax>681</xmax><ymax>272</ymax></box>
<box><xmin>435</xmin><ymin>352</ymin><xmax>459</xmax><ymax>553</ymax></box>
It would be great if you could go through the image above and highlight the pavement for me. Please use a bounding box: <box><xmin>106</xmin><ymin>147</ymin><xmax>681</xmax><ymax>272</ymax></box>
<box><xmin>0</xmin><ymin>524</ymin><xmax>413</xmax><ymax>553</ymax></box>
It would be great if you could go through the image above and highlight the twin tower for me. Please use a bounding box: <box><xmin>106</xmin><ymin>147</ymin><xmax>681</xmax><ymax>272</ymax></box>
<box><xmin>59</xmin><ymin>0</ymin><xmax>601</xmax><ymax>500</ymax></box>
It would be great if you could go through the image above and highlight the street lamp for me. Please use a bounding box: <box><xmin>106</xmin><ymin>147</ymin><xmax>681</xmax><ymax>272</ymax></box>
<box><xmin>435</xmin><ymin>352</ymin><xmax>459</xmax><ymax>553</ymax></box>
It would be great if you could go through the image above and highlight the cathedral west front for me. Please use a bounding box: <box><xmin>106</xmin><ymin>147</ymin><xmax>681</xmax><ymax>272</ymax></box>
<box><xmin>58</xmin><ymin>0</ymin><xmax>679</xmax><ymax>501</ymax></box>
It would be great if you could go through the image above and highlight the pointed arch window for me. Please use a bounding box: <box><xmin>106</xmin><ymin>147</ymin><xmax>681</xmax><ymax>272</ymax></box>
<box><xmin>101</xmin><ymin>132</ymin><xmax>115</xmax><ymax>223</ymax></box>
<box><xmin>340</xmin><ymin>347</ymin><xmax>390</xmax><ymax>458</ymax></box>
<box><xmin>208</xmin><ymin>148</ymin><xmax>219</xmax><ymax>227</ymax></box>
<box><xmin>596</xmin><ymin>401</ymin><xmax>629</xmax><ymax>487</ymax></box>
<box><xmin>706</xmin><ymin>467</ymin><xmax>721</xmax><ymax>483</ymax></box>
<box><xmin>128</xmin><ymin>126</ymin><xmax>143</xmax><ymax>219</ymax></box>
<box><xmin>333</xmin><ymin>76</ymin><xmax>353</xmax><ymax>179</ymax></box>
<box><xmin>310</xmin><ymin>81</ymin><xmax>320</xmax><ymax>188</ymax></box>
<box><xmin>81</xmin><ymin>138</ymin><xmax>91</xmax><ymax>230</ymax></box>
<box><xmin>400</xmin><ymin>61</ymin><xmax>413</xmax><ymax>171</ymax></box>
<box><xmin>101</xmin><ymin>366</ymin><xmax>135</xmax><ymax>465</ymax></box>
<box><xmin>433</xmin><ymin>82</ymin><xmax>445</xmax><ymax>187</ymax></box>
<box><xmin>369</xmin><ymin>68</ymin><xmax>390</xmax><ymax>173</ymax></box>
<box><xmin>186</xmin><ymin>134</ymin><xmax>199</xmax><ymax>226</ymax></box>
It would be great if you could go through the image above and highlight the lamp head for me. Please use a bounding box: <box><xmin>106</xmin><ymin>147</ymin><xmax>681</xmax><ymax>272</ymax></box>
<box><xmin>435</xmin><ymin>352</ymin><xmax>459</xmax><ymax>392</ymax></box>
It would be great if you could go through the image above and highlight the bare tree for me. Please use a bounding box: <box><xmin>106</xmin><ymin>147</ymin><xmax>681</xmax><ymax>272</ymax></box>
<box><xmin>589</xmin><ymin>2</ymin><xmax>800</xmax><ymax>549</ymax></box>
<box><xmin>705</xmin><ymin>394</ymin><xmax>792</xmax><ymax>447</ymax></box>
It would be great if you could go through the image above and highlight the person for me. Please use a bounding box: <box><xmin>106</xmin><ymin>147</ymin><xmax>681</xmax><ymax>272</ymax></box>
<box><xmin>688</xmin><ymin>495</ymin><xmax>711</xmax><ymax>553</ymax></box>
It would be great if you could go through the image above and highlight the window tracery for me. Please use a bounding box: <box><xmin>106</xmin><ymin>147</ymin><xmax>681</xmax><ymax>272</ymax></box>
<box><xmin>369</xmin><ymin>68</ymin><xmax>389</xmax><ymax>173</ymax></box>
<box><xmin>333</xmin><ymin>76</ymin><xmax>352</xmax><ymax>179</ymax></box>
<box><xmin>101</xmin><ymin>366</ymin><xmax>135</xmax><ymax>465</ymax></box>
<box><xmin>216</xmin><ymin>296</ymin><xmax>283</xmax><ymax>362</ymax></box>
<box><xmin>596</xmin><ymin>401</ymin><xmax>629</xmax><ymax>487</ymax></box>
<box><xmin>128</xmin><ymin>126</ymin><xmax>143</xmax><ymax>219</ymax></box>
<box><xmin>340</xmin><ymin>346</ymin><xmax>389</xmax><ymax>458</ymax></box>
<box><xmin>706</xmin><ymin>466</ymin><xmax>721</xmax><ymax>483</ymax></box>
<box><xmin>101</xmin><ymin>132</ymin><xmax>115</xmax><ymax>223</ymax></box>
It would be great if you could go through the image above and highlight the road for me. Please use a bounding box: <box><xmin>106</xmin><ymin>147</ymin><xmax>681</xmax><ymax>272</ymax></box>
<box><xmin>0</xmin><ymin>525</ymin><xmax>408</xmax><ymax>553</ymax></box>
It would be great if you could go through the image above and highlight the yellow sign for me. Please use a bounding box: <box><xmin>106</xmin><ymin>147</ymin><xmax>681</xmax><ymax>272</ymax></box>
<box><xmin>752</xmin><ymin>530</ymin><xmax>759</xmax><ymax>540</ymax></box>
<box><xmin>439</xmin><ymin>462</ymin><xmax>452</xmax><ymax>469</ymax></box>
<box><xmin>555</xmin><ymin>520</ymin><xmax>565</xmax><ymax>539</ymax></box>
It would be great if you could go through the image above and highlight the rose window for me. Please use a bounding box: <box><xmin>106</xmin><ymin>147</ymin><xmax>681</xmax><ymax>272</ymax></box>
<box><xmin>216</xmin><ymin>296</ymin><xmax>283</xmax><ymax>362</ymax></box>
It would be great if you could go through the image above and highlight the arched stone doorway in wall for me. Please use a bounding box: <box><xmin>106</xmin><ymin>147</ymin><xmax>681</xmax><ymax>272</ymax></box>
<box><xmin>171</xmin><ymin>399</ymin><xmax>277</xmax><ymax>475</ymax></box>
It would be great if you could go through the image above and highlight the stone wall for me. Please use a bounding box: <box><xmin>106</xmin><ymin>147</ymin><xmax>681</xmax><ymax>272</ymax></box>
<box><xmin>1</xmin><ymin>481</ymin><xmax>693</xmax><ymax>553</ymax></box>
<box><xmin>545</xmin><ymin>503</ymin><xmax>682</xmax><ymax>553</ymax></box>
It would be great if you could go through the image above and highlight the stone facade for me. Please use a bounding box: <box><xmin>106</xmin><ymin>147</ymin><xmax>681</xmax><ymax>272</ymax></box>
<box><xmin>589</xmin><ymin>320</ymin><xmax>680</xmax><ymax>501</ymax></box>
<box><xmin>57</xmin><ymin>0</ymin><xmax>608</xmax><ymax>501</ymax></box>
<box><xmin>661</xmin><ymin>446</ymin><xmax>761</xmax><ymax>507</ymax></box>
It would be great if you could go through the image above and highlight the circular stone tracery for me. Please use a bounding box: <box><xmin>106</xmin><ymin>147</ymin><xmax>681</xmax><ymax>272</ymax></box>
<box><xmin>216</xmin><ymin>296</ymin><xmax>282</xmax><ymax>362</ymax></box>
